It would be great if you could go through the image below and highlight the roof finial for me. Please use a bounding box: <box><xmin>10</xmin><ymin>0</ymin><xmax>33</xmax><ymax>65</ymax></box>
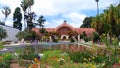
<box><xmin>64</xmin><ymin>20</ymin><xmax>67</xmax><ymax>23</ymax></box>
<box><xmin>63</xmin><ymin>20</ymin><xmax>67</xmax><ymax>24</ymax></box>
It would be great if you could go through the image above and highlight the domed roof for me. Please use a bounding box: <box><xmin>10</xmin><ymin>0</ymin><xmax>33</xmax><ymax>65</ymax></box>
<box><xmin>56</xmin><ymin>20</ymin><xmax>74</xmax><ymax>31</ymax></box>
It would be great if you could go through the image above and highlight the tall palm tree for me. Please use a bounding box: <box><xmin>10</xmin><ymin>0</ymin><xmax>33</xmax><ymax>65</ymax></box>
<box><xmin>21</xmin><ymin>0</ymin><xmax>28</xmax><ymax>29</ymax></box>
<box><xmin>26</xmin><ymin>0</ymin><xmax>34</xmax><ymax>13</ymax></box>
<box><xmin>95</xmin><ymin>0</ymin><xmax>99</xmax><ymax>15</ymax></box>
<box><xmin>91</xmin><ymin>17</ymin><xmax>100</xmax><ymax>34</ymax></box>
<box><xmin>106</xmin><ymin>5</ymin><xmax>116</xmax><ymax>38</ymax></box>
<box><xmin>21</xmin><ymin>0</ymin><xmax>34</xmax><ymax>30</ymax></box>
<box><xmin>1</xmin><ymin>6</ymin><xmax>11</xmax><ymax>23</ymax></box>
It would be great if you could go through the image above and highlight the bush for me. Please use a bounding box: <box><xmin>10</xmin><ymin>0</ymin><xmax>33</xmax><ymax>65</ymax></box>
<box><xmin>19</xmin><ymin>46</ymin><xmax>37</xmax><ymax>60</ymax></box>
<box><xmin>83</xmin><ymin>37</ymin><xmax>89</xmax><ymax>42</ymax></box>
<box><xmin>93</xmin><ymin>32</ymin><xmax>100</xmax><ymax>42</ymax></box>
<box><xmin>70</xmin><ymin>38</ymin><xmax>75</xmax><ymax>42</ymax></box>
<box><xmin>0</xmin><ymin>42</ymin><xmax>5</xmax><ymax>49</ymax></box>
<box><xmin>0</xmin><ymin>53</ymin><xmax>13</xmax><ymax>68</ymax></box>
<box><xmin>68</xmin><ymin>51</ymin><xmax>91</xmax><ymax>63</ymax></box>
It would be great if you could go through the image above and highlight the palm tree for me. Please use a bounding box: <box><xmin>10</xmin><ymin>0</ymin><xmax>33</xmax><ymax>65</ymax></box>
<box><xmin>110</xmin><ymin>5</ymin><xmax>120</xmax><ymax>39</ymax></box>
<box><xmin>91</xmin><ymin>17</ymin><xmax>101</xmax><ymax>34</ymax></box>
<box><xmin>21</xmin><ymin>0</ymin><xmax>29</xmax><ymax>29</ymax></box>
<box><xmin>1</xmin><ymin>6</ymin><xmax>11</xmax><ymax>23</ymax></box>
<box><xmin>21</xmin><ymin>0</ymin><xmax>34</xmax><ymax>29</ymax></box>
<box><xmin>95</xmin><ymin>0</ymin><xmax>99</xmax><ymax>15</ymax></box>
<box><xmin>26</xmin><ymin>0</ymin><xmax>34</xmax><ymax>13</ymax></box>
<box><xmin>92</xmin><ymin>4</ymin><xmax>120</xmax><ymax>43</ymax></box>
<box><xmin>105</xmin><ymin>5</ymin><xmax>116</xmax><ymax>38</ymax></box>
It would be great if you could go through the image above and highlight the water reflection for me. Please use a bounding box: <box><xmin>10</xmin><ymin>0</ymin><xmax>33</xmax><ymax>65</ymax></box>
<box><xmin>0</xmin><ymin>42</ymin><xmax>81</xmax><ymax>53</ymax></box>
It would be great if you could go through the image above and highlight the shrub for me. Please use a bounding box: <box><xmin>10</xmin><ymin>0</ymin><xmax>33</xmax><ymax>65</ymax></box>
<box><xmin>18</xmin><ymin>46</ymin><xmax>38</xmax><ymax>67</ymax></box>
<box><xmin>68</xmin><ymin>51</ymin><xmax>91</xmax><ymax>63</ymax></box>
<box><xmin>19</xmin><ymin>46</ymin><xmax>37</xmax><ymax>60</ymax></box>
<box><xmin>93</xmin><ymin>32</ymin><xmax>100</xmax><ymax>42</ymax></box>
<box><xmin>83</xmin><ymin>36</ymin><xmax>89</xmax><ymax>42</ymax></box>
<box><xmin>0</xmin><ymin>53</ymin><xmax>13</xmax><ymax>68</ymax></box>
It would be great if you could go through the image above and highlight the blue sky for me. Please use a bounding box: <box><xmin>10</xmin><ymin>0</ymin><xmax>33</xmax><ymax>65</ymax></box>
<box><xmin>0</xmin><ymin>0</ymin><xmax>119</xmax><ymax>29</ymax></box>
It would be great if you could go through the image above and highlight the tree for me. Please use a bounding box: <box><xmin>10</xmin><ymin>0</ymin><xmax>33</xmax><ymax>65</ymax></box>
<box><xmin>80</xmin><ymin>17</ymin><xmax>93</xmax><ymax>28</ymax></box>
<box><xmin>21</xmin><ymin>0</ymin><xmax>34</xmax><ymax>13</ymax></box>
<box><xmin>13</xmin><ymin>7</ymin><xmax>22</xmax><ymax>30</ymax></box>
<box><xmin>37</xmin><ymin>15</ymin><xmax>46</xmax><ymax>28</ymax></box>
<box><xmin>26</xmin><ymin>0</ymin><xmax>34</xmax><ymax>13</ymax></box>
<box><xmin>21</xmin><ymin>0</ymin><xmax>34</xmax><ymax>30</ymax></box>
<box><xmin>16</xmin><ymin>30</ymin><xmax>39</xmax><ymax>41</ymax></box>
<box><xmin>95</xmin><ymin>0</ymin><xmax>99</xmax><ymax>15</ymax></box>
<box><xmin>1</xmin><ymin>6</ymin><xmax>11</xmax><ymax>23</ymax></box>
<box><xmin>67</xmin><ymin>31</ymin><xmax>78</xmax><ymax>42</ymax></box>
<box><xmin>50</xmin><ymin>31</ymin><xmax>60</xmax><ymax>42</ymax></box>
<box><xmin>21</xmin><ymin>0</ymin><xmax>29</xmax><ymax>29</ymax></box>
<box><xmin>91</xmin><ymin>4</ymin><xmax>120</xmax><ymax>42</ymax></box>
<box><xmin>0</xmin><ymin>27</ymin><xmax>7</xmax><ymax>41</ymax></box>
<box><xmin>105</xmin><ymin>5</ymin><xmax>120</xmax><ymax>38</ymax></box>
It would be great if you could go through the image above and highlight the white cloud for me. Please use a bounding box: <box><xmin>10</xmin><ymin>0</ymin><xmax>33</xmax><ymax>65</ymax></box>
<box><xmin>0</xmin><ymin>0</ymin><xmax>119</xmax><ymax>28</ymax></box>
<box><xmin>45</xmin><ymin>19</ymin><xmax>64</xmax><ymax>28</ymax></box>
<box><xmin>63</xmin><ymin>12</ymin><xmax>87</xmax><ymax>27</ymax></box>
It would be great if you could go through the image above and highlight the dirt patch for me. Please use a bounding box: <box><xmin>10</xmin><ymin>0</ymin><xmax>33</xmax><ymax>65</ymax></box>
<box><xmin>10</xmin><ymin>62</ymin><xmax>25</xmax><ymax>68</ymax></box>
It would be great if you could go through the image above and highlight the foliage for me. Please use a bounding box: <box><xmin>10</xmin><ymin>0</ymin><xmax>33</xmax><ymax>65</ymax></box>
<box><xmin>39</xmin><ymin>28</ymin><xmax>47</xmax><ymax>34</ymax></box>
<box><xmin>70</xmin><ymin>38</ymin><xmax>75</xmax><ymax>42</ymax></box>
<box><xmin>18</xmin><ymin>46</ymin><xmax>38</xmax><ymax>67</ymax></box>
<box><xmin>68</xmin><ymin>51</ymin><xmax>91</xmax><ymax>63</ymax></box>
<box><xmin>21</xmin><ymin>0</ymin><xmax>29</xmax><ymax>29</ymax></box>
<box><xmin>0</xmin><ymin>53</ymin><xmax>13</xmax><ymax>68</ymax></box>
<box><xmin>37</xmin><ymin>15</ymin><xmax>46</xmax><ymax>28</ymax></box>
<box><xmin>68</xmin><ymin>45</ymin><xmax>120</xmax><ymax>68</ymax></box>
<box><xmin>19</xmin><ymin>46</ymin><xmax>37</xmax><ymax>60</ymax></box>
<box><xmin>1</xmin><ymin>6</ymin><xmax>11</xmax><ymax>22</ymax></box>
<box><xmin>13</xmin><ymin>7</ymin><xmax>22</xmax><ymax>30</ymax></box>
<box><xmin>21</xmin><ymin>0</ymin><xmax>35</xmax><ymax>30</ymax></box>
<box><xmin>83</xmin><ymin>36</ymin><xmax>89</xmax><ymax>42</ymax></box>
<box><xmin>91</xmin><ymin>4</ymin><xmax>120</xmax><ymax>40</ymax></box>
<box><xmin>93</xmin><ymin>32</ymin><xmax>100</xmax><ymax>42</ymax></box>
<box><xmin>41</xmin><ymin>50</ymin><xmax>70</xmax><ymax>67</ymax></box>
<box><xmin>81</xmin><ymin>17</ymin><xmax>93</xmax><ymax>28</ymax></box>
<box><xmin>0</xmin><ymin>26</ymin><xmax>7</xmax><ymax>41</ymax></box>
<box><xmin>41</xmin><ymin>50</ymin><xmax>61</xmax><ymax>62</ymax></box>
<box><xmin>49</xmin><ymin>31</ymin><xmax>60</xmax><ymax>42</ymax></box>
<box><xmin>80</xmin><ymin>31</ymin><xmax>90</xmax><ymax>42</ymax></box>
<box><xmin>67</xmin><ymin>31</ymin><xmax>78</xmax><ymax>42</ymax></box>
<box><xmin>16</xmin><ymin>30</ymin><xmax>39</xmax><ymax>41</ymax></box>
<box><xmin>2</xmin><ymin>53</ymin><xmax>13</xmax><ymax>62</ymax></box>
<box><xmin>21</xmin><ymin>0</ymin><xmax>28</xmax><ymax>12</ymax></box>
<box><xmin>0</xmin><ymin>42</ymin><xmax>5</xmax><ymax>49</ymax></box>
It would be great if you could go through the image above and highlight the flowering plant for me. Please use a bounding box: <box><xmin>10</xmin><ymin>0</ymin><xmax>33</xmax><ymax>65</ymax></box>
<box><xmin>58</xmin><ymin>58</ymin><xmax>65</xmax><ymax>65</ymax></box>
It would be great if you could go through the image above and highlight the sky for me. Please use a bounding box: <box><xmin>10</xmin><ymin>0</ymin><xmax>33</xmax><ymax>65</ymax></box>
<box><xmin>0</xmin><ymin>0</ymin><xmax>119</xmax><ymax>29</ymax></box>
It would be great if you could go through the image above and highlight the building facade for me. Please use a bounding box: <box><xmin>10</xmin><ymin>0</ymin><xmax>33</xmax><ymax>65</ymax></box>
<box><xmin>32</xmin><ymin>21</ymin><xmax>95</xmax><ymax>41</ymax></box>
<box><xmin>0</xmin><ymin>25</ymin><xmax>20</xmax><ymax>42</ymax></box>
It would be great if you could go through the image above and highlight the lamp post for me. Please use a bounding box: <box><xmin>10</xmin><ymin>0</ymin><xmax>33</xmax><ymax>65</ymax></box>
<box><xmin>95</xmin><ymin>0</ymin><xmax>99</xmax><ymax>15</ymax></box>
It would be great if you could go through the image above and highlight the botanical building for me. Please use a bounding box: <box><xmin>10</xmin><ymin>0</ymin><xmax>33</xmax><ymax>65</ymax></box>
<box><xmin>32</xmin><ymin>21</ymin><xmax>95</xmax><ymax>41</ymax></box>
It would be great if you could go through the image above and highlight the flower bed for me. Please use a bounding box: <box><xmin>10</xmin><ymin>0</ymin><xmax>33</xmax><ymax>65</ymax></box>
<box><xmin>1</xmin><ymin>44</ymin><xmax>120</xmax><ymax>68</ymax></box>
